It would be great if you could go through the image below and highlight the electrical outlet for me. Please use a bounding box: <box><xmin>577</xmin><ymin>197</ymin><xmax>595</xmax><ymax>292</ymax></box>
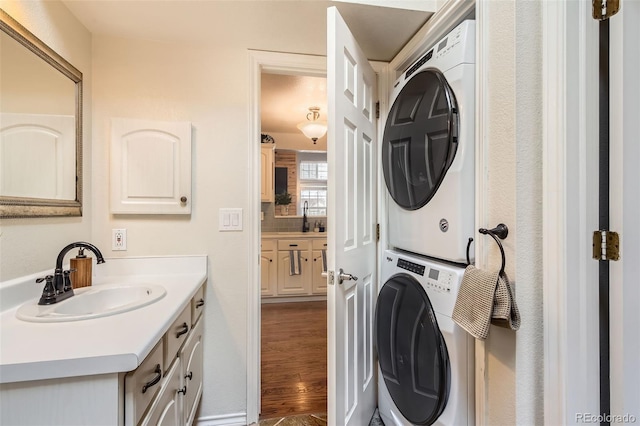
<box><xmin>112</xmin><ymin>229</ymin><xmax>127</xmax><ymax>251</ymax></box>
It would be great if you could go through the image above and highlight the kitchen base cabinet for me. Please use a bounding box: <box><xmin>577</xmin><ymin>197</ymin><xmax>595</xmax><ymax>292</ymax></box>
<box><xmin>260</xmin><ymin>237</ymin><xmax>327</xmax><ymax>300</ymax></box>
<box><xmin>260</xmin><ymin>240</ymin><xmax>277</xmax><ymax>297</ymax></box>
<box><xmin>277</xmin><ymin>249</ymin><xmax>311</xmax><ymax>295</ymax></box>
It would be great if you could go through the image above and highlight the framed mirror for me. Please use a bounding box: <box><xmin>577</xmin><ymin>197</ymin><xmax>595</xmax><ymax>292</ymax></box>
<box><xmin>0</xmin><ymin>9</ymin><xmax>83</xmax><ymax>218</ymax></box>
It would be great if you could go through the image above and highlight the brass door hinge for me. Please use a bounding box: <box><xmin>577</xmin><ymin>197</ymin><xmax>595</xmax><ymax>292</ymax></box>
<box><xmin>593</xmin><ymin>0</ymin><xmax>620</xmax><ymax>20</ymax></box>
<box><xmin>592</xmin><ymin>230</ymin><xmax>620</xmax><ymax>261</ymax></box>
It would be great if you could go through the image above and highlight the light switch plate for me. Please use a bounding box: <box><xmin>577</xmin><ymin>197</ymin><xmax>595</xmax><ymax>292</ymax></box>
<box><xmin>219</xmin><ymin>208</ymin><xmax>243</xmax><ymax>231</ymax></box>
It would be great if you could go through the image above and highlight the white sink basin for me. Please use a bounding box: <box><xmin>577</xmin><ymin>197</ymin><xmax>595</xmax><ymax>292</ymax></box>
<box><xmin>16</xmin><ymin>283</ymin><xmax>166</xmax><ymax>323</ymax></box>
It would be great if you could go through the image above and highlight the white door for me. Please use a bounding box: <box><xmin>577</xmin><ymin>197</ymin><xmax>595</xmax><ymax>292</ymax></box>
<box><xmin>327</xmin><ymin>7</ymin><xmax>377</xmax><ymax>426</ymax></box>
<box><xmin>610</xmin><ymin>0</ymin><xmax>640</xmax><ymax>421</ymax></box>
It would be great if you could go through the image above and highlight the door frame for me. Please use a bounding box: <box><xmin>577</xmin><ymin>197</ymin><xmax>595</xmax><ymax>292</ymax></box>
<box><xmin>542</xmin><ymin>1</ymin><xmax>600</xmax><ymax>423</ymax></box>
<box><xmin>247</xmin><ymin>50</ymin><xmax>326</xmax><ymax>424</ymax></box>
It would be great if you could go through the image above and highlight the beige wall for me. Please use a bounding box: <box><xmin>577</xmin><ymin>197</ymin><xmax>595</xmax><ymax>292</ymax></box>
<box><xmin>0</xmin><ymin>0</ymin><xmax>92</xmax><ymax>280</ymax></box>
<box><xmin>479</xmin><ymin>1</ymin><xmax>544</xmax><ymax>424</ymax></box>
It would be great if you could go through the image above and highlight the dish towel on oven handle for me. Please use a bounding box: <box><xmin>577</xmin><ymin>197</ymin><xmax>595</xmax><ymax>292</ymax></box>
<box><xmin>289</xmin><ymin>250</ymin><xmax>302</xmax><ymax>276</ymax></box>
<box><xmin>452</xmin><ymin>265</ymin><xmax>521</xmax><ymax>340</ymax></box>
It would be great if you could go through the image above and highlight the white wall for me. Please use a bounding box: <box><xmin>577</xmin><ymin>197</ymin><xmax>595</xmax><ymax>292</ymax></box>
<box><xmin>477</xmin><ymin>1</ymin><xmax>544</xmax><ymax>424</ymax></box>
<box><xmin>0</xmin><ymin>0</ymin><xmax>92</xmax><ymax>281</ymax></box>
<box><xmin>90</xmin><ymin>34</ymin><xmax>326</xmax><ymax>418</ymax></box>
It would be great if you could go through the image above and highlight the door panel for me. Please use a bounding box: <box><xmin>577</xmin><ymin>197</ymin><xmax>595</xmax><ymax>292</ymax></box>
<box><xmin>327</xmin><ymin>7</ymin><xmax>377</xmax><ymax>426</ymax></box>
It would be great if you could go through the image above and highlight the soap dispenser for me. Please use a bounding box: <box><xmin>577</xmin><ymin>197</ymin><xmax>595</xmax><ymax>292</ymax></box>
<box><xmin>70</xmin><ymin>248</ymin><xmax>92</xmax><ymax>288</ymax></box>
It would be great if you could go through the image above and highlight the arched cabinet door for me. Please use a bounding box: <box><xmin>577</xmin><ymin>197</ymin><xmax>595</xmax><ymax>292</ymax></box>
<box><xmin>375</xmin><ymin>273</ymin><xmax>451</xmax><ymax>425</ymax></box>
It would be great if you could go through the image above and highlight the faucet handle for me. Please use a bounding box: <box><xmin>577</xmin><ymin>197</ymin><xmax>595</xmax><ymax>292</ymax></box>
<box><xmin>36</xmin><ymin>276</ymin><xmax>56</xmax><ymax>305</ymax></box>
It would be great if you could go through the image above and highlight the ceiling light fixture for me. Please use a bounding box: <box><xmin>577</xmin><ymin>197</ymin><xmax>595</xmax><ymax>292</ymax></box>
<box><xmin>297</xmin><ymin>106</ymin><xmax>327</xmax><ymax>144</ymax></box>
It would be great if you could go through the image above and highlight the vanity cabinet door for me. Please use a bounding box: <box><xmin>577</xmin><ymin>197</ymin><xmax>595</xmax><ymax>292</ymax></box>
<box><xmin>139</xmin><ymin>359</ymin><xmax>181</xmax><ymax>426</ymax></box>
<box><xmin>124</xmin><ymin>340</ymin><xmax>164</xmax><ymax>425</ymax></box>
<box><xmin>111</xmin><ymin>118</ymin><xmax>192</xmax><ymax>214</ymax></box>
<box><xmin>164</xmin><ymin>305</ymin><xmax>192</xmax><ymax>372</ymax></box>
<box><xmin>191</xmin><ymin>285</ymin><xmax>205</xmax><ymax>326</ymax></box>
<box><xmin>181</xmin><ymin>317</ymin><xmax>204</xmax><ymax>426</ymax></box>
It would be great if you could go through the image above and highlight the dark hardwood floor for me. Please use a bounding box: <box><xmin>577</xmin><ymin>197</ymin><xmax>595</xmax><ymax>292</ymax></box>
<box><xmin>260</xmin><ymin>301</ymin><xmax>327</xmax><ymax>419</ymax></box>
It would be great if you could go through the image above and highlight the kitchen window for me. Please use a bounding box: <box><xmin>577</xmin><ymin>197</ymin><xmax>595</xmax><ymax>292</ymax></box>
<box><xmin>298</xmin><ymin>155</ymin><xmax>327</xmax><ymax>216</ymax></box>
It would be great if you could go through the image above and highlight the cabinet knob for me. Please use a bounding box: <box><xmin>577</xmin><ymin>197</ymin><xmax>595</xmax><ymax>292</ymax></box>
<box><xmin>180</xmin><ymin>196</ymin><xmax>188</xmax><ymax>203</ymax></box>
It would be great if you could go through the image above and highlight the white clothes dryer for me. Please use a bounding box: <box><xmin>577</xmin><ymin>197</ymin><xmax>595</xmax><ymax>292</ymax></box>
<box><xmin>376</xmin><ymin>249</ymin><xmax>474</xmax><ymax>425</ymax></box>
<box><xmin>382</xmin><ymin>20</ymin><xmax>475</xmax><ymax>263</ymax></box>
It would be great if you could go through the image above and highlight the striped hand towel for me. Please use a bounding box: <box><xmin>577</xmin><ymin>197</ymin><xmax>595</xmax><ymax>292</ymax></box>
<box><xmin>289</xmin><ymin>250</ymin><xmax>302</xmax><ymax>276</ymax></box>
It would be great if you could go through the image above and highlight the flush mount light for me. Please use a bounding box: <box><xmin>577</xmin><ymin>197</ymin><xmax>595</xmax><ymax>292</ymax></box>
<box><xmin>297</xmin><ymin>106</ymin><xmax>327</xmax><ymax>144</ymax></box>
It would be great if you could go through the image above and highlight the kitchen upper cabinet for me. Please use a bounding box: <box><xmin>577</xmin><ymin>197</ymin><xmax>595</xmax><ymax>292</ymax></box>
<box><xmin>261</xmin><ymin>145</ymin><xmax>274</xmax><ymax>202</ymax></box>
<box><xmin>111</xmin><ymin>118</ymin><xmax>192</xmax><ymax>214</ymax></box>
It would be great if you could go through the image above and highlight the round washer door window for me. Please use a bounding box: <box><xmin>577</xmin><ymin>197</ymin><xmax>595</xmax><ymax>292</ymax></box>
<box><xmin>382</xmin><ymin>69</ymin><xmax>459</xmax><ymax>210</ymax></box>
<box><xmin>375</xmin><ymin>273</ymin><xmax>450</xmax><ymax>425</ymax></box>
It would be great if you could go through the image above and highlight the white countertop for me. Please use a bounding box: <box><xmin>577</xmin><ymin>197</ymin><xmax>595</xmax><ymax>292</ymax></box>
<box><xmin>0</xmin><ymin>255</ymin><xmax>207</xmax><ymax>384</ymax></box>
<box><xmin>262</xmin><ymin>232</ymin><xmax>327</xmax><ymax>239</ymax></box>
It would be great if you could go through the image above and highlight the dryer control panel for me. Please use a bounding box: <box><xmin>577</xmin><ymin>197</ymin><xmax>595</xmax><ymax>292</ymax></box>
<box><xmin>397</xmin><ymin>258</ymin><xmax>453</xmax><ymax>294</ymax></box>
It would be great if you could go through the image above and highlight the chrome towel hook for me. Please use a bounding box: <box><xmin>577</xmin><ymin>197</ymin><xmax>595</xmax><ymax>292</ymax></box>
<box><xmin>466</xmin><ymin>224</ymin><xmax>509</xmax><ymax>274</ymax></box>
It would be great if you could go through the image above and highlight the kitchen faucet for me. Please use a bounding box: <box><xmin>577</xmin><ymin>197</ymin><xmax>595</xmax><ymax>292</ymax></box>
<box><xmin>37</xmin><ymin>242</ymin><xmax>106</xmax><ymax>305</ymax></box>
<box><xmin>302</xmin><ymin>201</ymin><xmax>309</xmax><ymax>232</ymax></box>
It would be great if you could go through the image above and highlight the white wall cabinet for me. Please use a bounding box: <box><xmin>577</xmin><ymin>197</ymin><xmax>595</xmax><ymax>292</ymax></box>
<box><xmin>111</xmin><ymin>118</ymin><xmax>192</xmax><ymax>214</ymax></box>
<box><xmin>261</xmin><ymin>236</ymin><xmax>326</xmax><ymax>300</ymax></box>
<box><xmin>260</xmin><ymin>146</ymin><xmax>274</xmax><ymax>202</ymax></box>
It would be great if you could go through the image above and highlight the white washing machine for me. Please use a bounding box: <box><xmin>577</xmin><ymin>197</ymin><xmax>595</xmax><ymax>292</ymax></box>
<box><xmin>382</xmin><ymin>20</ymin><xmax>475</xmax><ymax>263</ymax></box>
<box><xmin>376</xmin><ymin>249</ymin><xmax>474</xmax><ymax>425</ymax></box>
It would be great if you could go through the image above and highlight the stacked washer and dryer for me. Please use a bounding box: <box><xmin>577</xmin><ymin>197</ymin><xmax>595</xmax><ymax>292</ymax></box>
<box><xmin>375</xmin><ymin>20</ymin><xmax>476</xmax><ymax>426</ymax></box>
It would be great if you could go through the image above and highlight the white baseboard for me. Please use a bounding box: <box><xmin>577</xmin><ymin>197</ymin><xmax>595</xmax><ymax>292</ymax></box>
<box><xmin>196</xmin><ymin>412</ymin><xmax>248</xmax><ymax>426</ymax></box>
<box><xmin>261</xmin><ymin>295</ymin><xmax>326</xmax><ymax>304</ymax></box>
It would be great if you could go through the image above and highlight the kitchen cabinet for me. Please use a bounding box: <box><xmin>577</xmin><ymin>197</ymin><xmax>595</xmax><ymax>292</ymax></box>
<box><xmin>311</xmin><ymin>239</ymin><xmax>328</xmax><ymax>294</ymax></box>
<box><xmin>110</xmin><ymin>118</ymin><xmax>192</xmax><ymax>214</ymax></box>
<box><xmin>260</xmin><ymin>239</ymin><xmax>277</xmax><ymax>297</ymax></box>
<box><xmin>261</xmin><ymin>145</ymin><xmax>274</xmax><ymax>202</ymax></box>
<box><xmin>260</xmin><ymin>235</ymin><xmax>326</xmax><ymax>300</ymax></box>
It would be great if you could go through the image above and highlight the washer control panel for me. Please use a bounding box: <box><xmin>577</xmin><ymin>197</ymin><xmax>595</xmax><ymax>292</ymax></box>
<box><xmin>397</xmin><ymin>258</ymin><xmax>425</xmax><ymax>276</ymax></box>
<box><xmin>397</xmin><ymin>257</ymin><xmax>453</xmax><ymax>294</ymax></box>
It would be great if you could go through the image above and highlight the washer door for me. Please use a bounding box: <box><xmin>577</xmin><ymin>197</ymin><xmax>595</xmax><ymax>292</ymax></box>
<box><xmin>382</xmin><ymin>69</ymin><xmax>459</xmax><ymax>210</ymax></box>
<box><xmin>375</xmin><ymin>273</ymin><xmax>450</xmax><ymax>425</ymax></box>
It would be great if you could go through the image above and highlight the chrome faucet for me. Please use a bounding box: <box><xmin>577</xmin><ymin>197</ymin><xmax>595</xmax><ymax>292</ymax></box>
<box><xmin>37</xmin><ymin>242</ymin><xmax>106</xmax><ymax>305</ymax></box>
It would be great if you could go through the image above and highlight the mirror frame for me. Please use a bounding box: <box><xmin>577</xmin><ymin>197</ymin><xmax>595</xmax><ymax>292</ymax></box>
<box><xmin>0</xmin><ymin>9</ymin><xmax>83</xmax><ymax>218</ymax></box>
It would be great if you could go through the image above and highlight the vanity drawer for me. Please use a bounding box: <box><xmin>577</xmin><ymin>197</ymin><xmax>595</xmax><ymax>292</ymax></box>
<box><xmin>277</xmin><ymin>239</ymin><xmax>309</xmax><ymax>251</ymax></box>
<box><xmin>312</xmin><ymin>239</ymin><xmax>328</xmax><ymax>250</ymax></box>
<box><xmin>124</xmin><ymin>339</ymin><xmax>164</xmax><ymax>426</ymax></box>
<box><xmin>191</xmin><ymin>285</ymin><xmax>205</xmax><ymax>326</ymax></box>
<box><xmin>261</xmin><ymin>239</ymin><xmax>276</xmax><ymax>252</ymax></box>
<box><xmin>164</xmin><ymin>304</ymin><xmax>192</xmax><ymax>372</ymax></box>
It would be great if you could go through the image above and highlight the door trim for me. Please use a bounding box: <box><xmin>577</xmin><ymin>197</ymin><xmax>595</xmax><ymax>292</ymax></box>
<box><xmin>542</xmin><ymin>1</ymin><xmax>600</xmax><ymax>423</ymax></box>
<box><xmin>247</xmin><ymin>50</ymin><xmax>326</xmax><ymax>424</ymax></box>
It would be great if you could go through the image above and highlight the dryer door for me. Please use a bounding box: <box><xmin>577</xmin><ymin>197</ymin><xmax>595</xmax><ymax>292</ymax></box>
<box><xmin>382</xmin><ymin>69</ymin><xmax>459</xmax><ymax>210</ymax></box>
<box><xmin>375</xmin><ymin>273</ymin><xmax>450</xmax><ymax>425</ymax></box>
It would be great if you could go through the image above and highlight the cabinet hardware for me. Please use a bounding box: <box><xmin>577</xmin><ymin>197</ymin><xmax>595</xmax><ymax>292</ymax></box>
<box><xmin>180</xmin><ymin>196</ymin><xmax>188</xmax><ymax>203</ymax></box>
<box><xmin>178</xmin><ymin>386</ymin><xmax>187</xmax><ymax>395</ymax></box>
<box><xmin>176</xmin><ymin>322</ymin><xmax>189</xmax><ymax>338</ymax></box>
<box><xmin>141</xmin><ymin>364</ymin><xmax>162</xmax><ymax>394</ymax></box>
<box><xmin>195</xmin><ymin>299</ymin><xmax>205</xmax><ymax>308</ymax></box>
<box><xmin>185</xmin><ymin>372</ymin><xmax>193</xmax><ymax>380</ymax></box>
